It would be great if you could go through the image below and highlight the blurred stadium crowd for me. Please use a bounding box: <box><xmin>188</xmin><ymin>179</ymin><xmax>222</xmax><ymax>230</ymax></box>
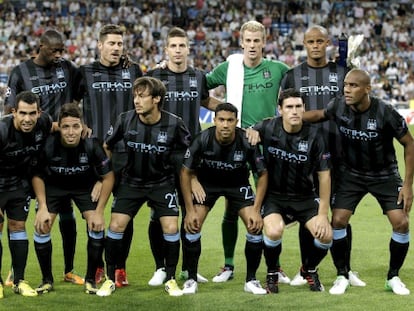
<box><xmin>1</xmin><ymin>0</ymin><xmax>414</xmax><ymax>106</ymax></box>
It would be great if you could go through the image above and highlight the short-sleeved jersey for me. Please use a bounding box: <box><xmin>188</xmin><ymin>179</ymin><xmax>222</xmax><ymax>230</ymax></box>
<box><xmin>77</xmin><ymin>61</ymin><xmax>143</xmax><ymax>151</ymax></box>
<box><xmin>325</xmin><ymin>96</ymin><xmax>408</xmax><ymax>176</ymax></box>
<box><xmin>0</xmin><ymin>113</ymin><xmax>52</xmax><ymax>191</ymax></box>
<box><xmin>146</xmin><ymin>67</ymin><xmax>209</xmax><ymax>137</ymax></box>
<box><xmin>254</xmin><ymin>117</ymin><xmax>331</xmax><ymax>196</ymax></box>
<box><xmin>34</xmin><ymin>134</ymin><xmax>112</xmax><ymax>190</ymax></box>
<box><xmin>206</xmin><ymin>59</ymin><xmax>289</xmax><ymax>128</ymax></box>
<box><xmin>4</xmin><ymin>58</ymin><xmax>80</xmax><ymax>120</ymax></box>
<box><xmin>183</xmin><ymin>127</ymin><xmax>266</xmax><ymax>187</ymax></box>
<box><xmin>105</xmin><ymin>110</ymin><xmax>190</xmax><ymax>184</ymax></box>
<box><xmin>280</xmin><ymin>61</ymin><xmax>347</xmax><ymax>159</ymax></box>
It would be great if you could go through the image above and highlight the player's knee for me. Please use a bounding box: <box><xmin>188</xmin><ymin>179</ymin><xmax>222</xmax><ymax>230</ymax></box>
<box><xmin>161</xmin><ymin>220</ymin><xmax>178</xmax><ymax>234</ymax></box>
<box><xmin>109</xmin><ymin>214</ymin><xmax>131</xmax><ymax>232</ymax></box>
<box><xmin>264</xmin><ymin>225</ymin><xmax>283</xmax><ymax>241</ymax></box>
<box><xmin>109</xmin><ymin>221</ymin><xmax>126</xmax><ymax>233</ymax></box>
<box><xmin>7</xmin><ymin>219</ymin><xmax>26</xmax><ymax>232</ymax></box>
<box><xmin>392</xmin><ymin>217</ymin><xmax>409</xmax><ymax>233</ymax></box>
<box><xmin>331</xmin><ymin>212</ymin><xmax>349</xmax><ymax>229</ymax></box>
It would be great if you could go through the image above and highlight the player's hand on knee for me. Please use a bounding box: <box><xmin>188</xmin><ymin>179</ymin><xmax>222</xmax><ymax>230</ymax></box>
<box><xmin>34</xmin><ymin>207</ymin><xmax>52</xmax><ymax>234</ymax></box>
<box><xmin>312</xmin><ymin>215</ymin><xmax>331</xmax><ymax>240</ymax></box>
<box><xmin>184</xmin><ymin>213</ymin><xmax>200</xmax><ymax>234</ymax></box>
<box><xmin>248</xmin><ymin>213</ymin><xmax>263</xmax><ymax>234</ymax></box>
<box><xmin>88</xmin><ymin>212</ymin><xmax>105</xmax><ymax>232</ymax></box>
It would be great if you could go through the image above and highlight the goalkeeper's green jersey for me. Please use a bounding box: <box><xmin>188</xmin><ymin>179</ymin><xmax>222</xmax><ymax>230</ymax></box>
<box><xmin>207</xmin><ymin>58</ymin><xmax>289</xmax><ymax>128</ymax></box>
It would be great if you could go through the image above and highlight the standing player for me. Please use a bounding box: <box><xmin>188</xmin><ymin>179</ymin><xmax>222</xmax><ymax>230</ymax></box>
<box><xmin>98</xmin><ymin>76</ymin><xmax>190</xmax><ymax>297</ymax></box>
<box><xmin>77</xmin><ymin>24</ymin><xmax>143</xmax><ymax>287</ymax></box>
<box><xmin>0</xmin><ymin>91</ymin><xmax>52</xmax><ymax>298</ymax></box>
<box><xmin>4</xmin><ymin>29</ymin><xmax>80</xmax><ymax>118</ymax></box>
<box><xmin>3</xmin><ymin>29</ymin><xmax>84</xmax><ymax>286</ymax></box>
<box><xmin>304</xmin><ymin>69</ymin><xmax>414</xmax><ymax>295</ymax></box>
<box><xmin>32</xmin><ymin>103</ymin><xmax>114</xmax><ymax>295</ymax></box>
<box><xmin>180</xmin><ymin>103</ymin><xmax>268</xmax><ymax>295</ymax></box>
<box><xmin>249</xmin><ymin>89</ymin><xmax>332</xmax><ymax>293</ymax></box>
<box><xmin>280</xmin><ymin>25</ymin><xmax>365</xmax><ymax>287</ymax></box>
<box><xmin>145</xmin><ymin>26</ymin><xmax>219</xmax><ymax>286</ymax></box>
<box><xmin>206</xmin><ymin>20</ymin><xmax>290</xmax><ymax>283</ymax></box>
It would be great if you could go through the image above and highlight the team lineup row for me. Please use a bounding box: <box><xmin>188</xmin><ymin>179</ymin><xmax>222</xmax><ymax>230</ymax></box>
<box><xmin>0</xmin><ymin>20</ymin><xmax>413</xmax><ymax>299</ymax></box>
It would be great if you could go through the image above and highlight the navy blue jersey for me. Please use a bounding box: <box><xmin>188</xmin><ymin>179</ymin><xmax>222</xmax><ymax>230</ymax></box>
<box><xmin>254</xmin><ymin>117</ymin><xmax>331</xmax><ymax>196</ymax></box>
<box><xmin>105</xmin><ymin>110</ymin><xmax>190</xmax><ymax>184</ymax></box>
<box><xmin>0</xmin><ymin>113</ymin><xmax>52</xmax><ymax>191</ymax></box>
<box><xmin>34</xmin><ymin>134</ymin><xmax>111</xmax><ymax>190</ymax></box>
<box><xmin>281</xmin><ymin>62</ymin><xmax>347</xmax><ymax>110</ymax></box>
<box><xmin>325</xmin><ymin>96</ymin><xmax>408</xmax><ymax>175</ymax></box>
<box><xmin>281</xmin><ymin>61</ymin><xmax>347</xmax><ymax>159</ymax></box>
<box><xmin>146</xmin><ymin>67</ymin><xmax>209</xmax><ymax>137</ymax></box>
<box><xmin>77</xmin><ymin>61</ymin><xmax>143</xmax><ymax>151</ymax></box>
<box><xmin>4</xmin><ymin>58</ymin><xmax>80</xmax><ymax>120</ymax></box>
<box><xmin>183</xmin><ymin>127</ymin><xmax>266</xmax><ymax>187</ymax></box>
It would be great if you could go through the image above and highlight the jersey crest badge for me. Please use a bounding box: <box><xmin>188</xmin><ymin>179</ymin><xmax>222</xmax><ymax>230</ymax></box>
<box><xmin>329</xmin><ymin>73</ymin><xmax>338</xmax><ymax>83</ymax></box>
<box><xmin>157</xmin><ymin>131</ymin><xmax>167</xmax><ymax>143</ymax></box>
<box><xmin>298</xmin><ymin>140</ymin><xmax>308</xmax><ymax>152</ymax></box>
<box><xmin>189</xmin><ymin>77</ymin><xmax>197</xmax><ymax>88</ymax></box>
<box><xmin>263</xmin><ymin>69</ymin><xmax>271</xmax><ymax>79</ymax></box>
<box><xmin>367</xmin><ymin>119</ymin><xmax>377</xmax><ymax>130</ymax></box>
<box><xmin>56</xmin><ymin>67</ymin><xmax>65</xmax><ymax>79</ymax></box>
<box><xmin>122</xmin><ymin>69</ymin><xmax>131</xmax><ymax>80</ymax></box>
<box><xmin>34</xmin><ymin>132</ymin><xmax>44</xmax><ymax>143</ymax></box>
<box><xmin>79</xmin><ymin>153</ymin><xmax>88</xmax><ymax>164</ymax></box>
<box><xmin>233</xmin><ymin>150</ymin><xmax>244</xmax><ymax>161</ymax></box>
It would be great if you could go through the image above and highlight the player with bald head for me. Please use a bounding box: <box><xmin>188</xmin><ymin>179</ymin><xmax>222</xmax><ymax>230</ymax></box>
<box><xmin>303</xmin><ymin>68</ymin><xmax>414</xmax><ymax>296</ymax></box>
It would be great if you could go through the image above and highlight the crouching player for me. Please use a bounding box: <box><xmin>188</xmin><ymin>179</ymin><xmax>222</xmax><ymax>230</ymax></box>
<box><xmin>32</xmin><ymin>103</ymin><xmax>114</xmax><ymax>294</ymax></box>
<box><xmin>247</xmin><ymin>89</ymin><xmax>333</xmax><ymax>293</ymax></box>
<box><xmin>180</xmin><ymin>103</ymin><xmax>268</xmax><ymax>295</ymax></box>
